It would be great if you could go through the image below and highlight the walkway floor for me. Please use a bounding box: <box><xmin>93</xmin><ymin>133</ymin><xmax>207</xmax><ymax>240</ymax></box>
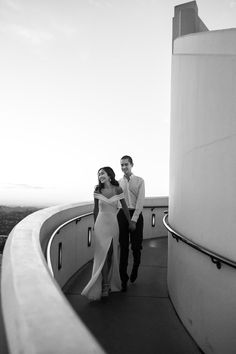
<box><xmin>65</xmin><ymin>237</ymin><xmax>202</xmax><ymax>354</ymax></box>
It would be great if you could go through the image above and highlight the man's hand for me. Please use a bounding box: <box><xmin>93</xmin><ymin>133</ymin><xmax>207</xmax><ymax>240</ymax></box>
<box><xmin>129</xmin><ymin>221</ymin><xmax>136</xmax><ymax>231</ymax></box>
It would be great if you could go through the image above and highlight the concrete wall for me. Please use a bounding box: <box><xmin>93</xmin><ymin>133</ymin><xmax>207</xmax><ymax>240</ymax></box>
<box><xmin>1</xmin><ymin>197</ymin><xmax>167</xmax><ymax>354</ymax></box>
<box><xmin>143</xmin><ymin>197</ymin><xmax>168</xmax><ymax>239</ymax></box>
<box><xmin>47</xmin><ymin>212</ymin><xmax>95</xmax><ymax>288</ymax></box>
<box><xmin>49</xmin><ymin>197</ymin><xmax>168</xmax><ymax>287</ymax></box>
<box><xmin>169</xmin><ymin>26</ymin><xmax>236</xmax><ymax>353</ymax></box>
<box><xmin>1</xmin><ymin>203</ymin><xmax>105</xmax><ymax>354</ymax></box>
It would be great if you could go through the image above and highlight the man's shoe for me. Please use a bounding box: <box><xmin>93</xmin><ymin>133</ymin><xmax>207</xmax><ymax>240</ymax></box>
<box><xmin>130</xmin><ymin>268</ymin><xmax>138</xmax><ymax>283</ymax></box>
<box><xmin>121</xmin><ymin>282</ymin><xmax>127</xmax><ymax>292</ymax></box>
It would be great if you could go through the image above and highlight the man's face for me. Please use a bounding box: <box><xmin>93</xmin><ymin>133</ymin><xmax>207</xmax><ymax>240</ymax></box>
<box><xmin>120</xmin><ymin>159</ymin><xmax>133</xmax><ymax>176</ymax></box>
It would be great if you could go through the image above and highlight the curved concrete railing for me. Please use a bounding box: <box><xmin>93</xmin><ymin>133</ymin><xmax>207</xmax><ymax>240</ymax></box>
<box><xmin>1</xmin><ymin>197</ymin><xmax>168</xmax><ymax>354</ymax></box>
<box><xmin>1</xmin><ymin>202</ymin><xmax>105</xmax><ymax>354</ymax></box>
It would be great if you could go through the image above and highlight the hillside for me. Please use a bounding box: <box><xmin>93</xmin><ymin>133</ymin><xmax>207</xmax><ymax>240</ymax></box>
<box><xmin>0</xmin><ymin>205</ymin><xmax>41</xmax><ymax>252</ymax></box>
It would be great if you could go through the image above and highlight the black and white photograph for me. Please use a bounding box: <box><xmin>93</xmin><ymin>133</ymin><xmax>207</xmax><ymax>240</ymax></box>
<box><xmin>1</xmin><ymin>1</ymin><xmax>236</xmax><ymax>353</ymax></box>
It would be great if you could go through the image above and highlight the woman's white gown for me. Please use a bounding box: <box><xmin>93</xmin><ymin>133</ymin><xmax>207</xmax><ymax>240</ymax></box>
<box><xmin>81</xmin><ymin>192</ymin><xmax>124</xmax><ymax>300</ymax></box>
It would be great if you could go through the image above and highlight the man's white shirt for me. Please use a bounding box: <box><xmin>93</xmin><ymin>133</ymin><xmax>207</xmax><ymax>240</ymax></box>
<box><xmin>119</xmin><ymin>174</ymin><xmax>145</xmax><ymax>223</ymax></box>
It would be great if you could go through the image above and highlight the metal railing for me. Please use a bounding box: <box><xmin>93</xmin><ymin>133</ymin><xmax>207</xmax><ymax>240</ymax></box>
<box><xmin>47</xmin><ymin>205</ymin><xmax>168</xmax><ymax>275</ymax></box>
<box><xmin>46</xmin><ymin>212</ymin><xmax>93</xmax><ymax>276</ymax></box>
<box><xmin>163</xmin><ymin>213</ymin><xmax>236</xmax><ymax>270</ymax></box>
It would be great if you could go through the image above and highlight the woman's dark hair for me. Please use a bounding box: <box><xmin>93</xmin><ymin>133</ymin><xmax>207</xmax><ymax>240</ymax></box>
<box><xmin>95</xmin><ymin>166</ymin><xmax>119</xmax><ymax>192</ymax></box>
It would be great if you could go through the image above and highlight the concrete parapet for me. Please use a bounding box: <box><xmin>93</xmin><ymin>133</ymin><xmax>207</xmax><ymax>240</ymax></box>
<box><xmin>1</xmin><ymin>197</ymin><xmax>167</xmax><ymax>353</ymax></box>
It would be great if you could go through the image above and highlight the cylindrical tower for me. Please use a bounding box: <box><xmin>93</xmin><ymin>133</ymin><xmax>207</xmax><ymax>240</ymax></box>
<box><xmin>169</xmin><ymin>2</ymin><xmax>236</xmax><ymax>353</ymax></box>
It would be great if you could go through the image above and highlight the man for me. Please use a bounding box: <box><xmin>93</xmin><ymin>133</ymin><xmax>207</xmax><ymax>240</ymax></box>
<box><xmin>117</xmin><ymin>155</ymin><xmax>145</xmax><ymax>292</ymax></box>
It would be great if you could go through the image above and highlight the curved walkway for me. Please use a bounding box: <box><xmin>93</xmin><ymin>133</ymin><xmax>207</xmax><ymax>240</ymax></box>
<box><xmin>65</xmin><ymin>237</ymin><xmax>202</xmax><ymax>354</ymax></box>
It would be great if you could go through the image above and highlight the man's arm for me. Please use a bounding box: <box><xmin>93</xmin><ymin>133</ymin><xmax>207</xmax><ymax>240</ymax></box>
<box><xmin>131</xmin><ymin>179</ymin><xmax>145</xmax><ymax>223</ymax></box>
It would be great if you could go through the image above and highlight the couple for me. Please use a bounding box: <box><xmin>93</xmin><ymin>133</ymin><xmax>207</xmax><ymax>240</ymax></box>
<box><xmin>81</xmin><ymin>155</ymin><xmax>145</xmax><ymax>301</ymax></box>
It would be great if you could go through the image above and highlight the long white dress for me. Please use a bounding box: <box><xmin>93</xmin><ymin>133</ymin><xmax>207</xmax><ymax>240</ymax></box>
<box><xmin>81</xmin><ymin>192</ymin><xmax>123</xmax><ymax>300</ymax></box>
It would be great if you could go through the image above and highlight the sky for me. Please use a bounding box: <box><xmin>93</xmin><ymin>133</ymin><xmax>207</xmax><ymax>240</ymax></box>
<box><xmin>1</xmin><ymin>0</ymin><xmax>236</xmax><ymax>207</ymax></box>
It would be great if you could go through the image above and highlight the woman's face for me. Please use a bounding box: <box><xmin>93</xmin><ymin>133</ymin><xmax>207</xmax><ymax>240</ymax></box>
<box><xmin>98</xmin><ymin>169</ymin><xmax>109</xmax><ymax>184</ymax></box>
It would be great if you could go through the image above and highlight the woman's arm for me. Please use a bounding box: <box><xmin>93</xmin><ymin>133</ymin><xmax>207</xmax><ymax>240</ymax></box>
<box><xmin>93</xmin><ymin>197</ymin><xmax>99</xmax><ymax>223</ymax></box>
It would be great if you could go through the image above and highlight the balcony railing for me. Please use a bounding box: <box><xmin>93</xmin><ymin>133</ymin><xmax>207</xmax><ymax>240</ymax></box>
<box><xmin>163</xmin><ymin>213</ymin><xmax>236</xmax><ymax>270</ymax></box>
<box><xmin>1</xmin><ymin>197</ymin><xmax>168</xmax><ymax>354</ymax></box>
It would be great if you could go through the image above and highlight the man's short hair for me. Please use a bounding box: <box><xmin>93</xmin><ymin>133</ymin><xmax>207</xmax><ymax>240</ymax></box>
<box><xmin>121</xmin><ymin>155</ymin><xmax>133</xmax><ymax>165</ymax></box>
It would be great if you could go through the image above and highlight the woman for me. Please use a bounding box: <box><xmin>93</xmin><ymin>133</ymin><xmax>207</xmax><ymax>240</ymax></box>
<box><xmin>81</xmin><ymin>167</ymin><xmax>132</xmax><ymax>301</ymax></box>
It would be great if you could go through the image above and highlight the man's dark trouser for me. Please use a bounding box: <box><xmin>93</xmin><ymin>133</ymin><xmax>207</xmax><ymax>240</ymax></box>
<box><xmin>117</xmin><ymin>209</ymin><xmax>143</xmax><ymax>284</ymax></box>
